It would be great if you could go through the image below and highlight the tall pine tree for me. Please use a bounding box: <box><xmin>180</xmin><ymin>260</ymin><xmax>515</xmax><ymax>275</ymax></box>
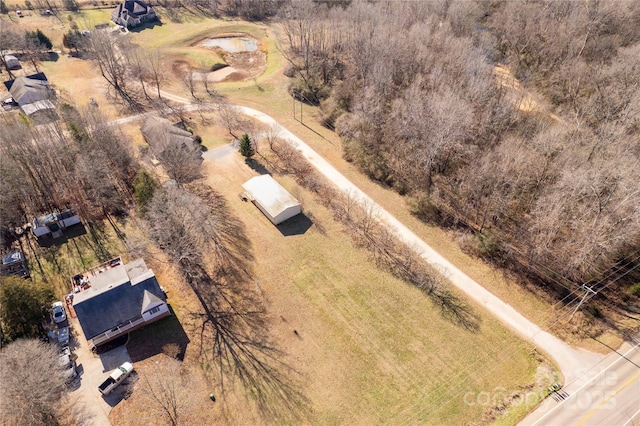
<box><xmin>238</xmin><ymin>133</ymin><xmax>254</xmax><ymax>159</ymax></box>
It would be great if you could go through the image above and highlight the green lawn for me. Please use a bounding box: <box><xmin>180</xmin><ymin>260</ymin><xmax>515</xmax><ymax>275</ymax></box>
<box><xmin>23</xmin><ymin>221</ymin><xmax>127</xmax><ymax>299</ymax></box>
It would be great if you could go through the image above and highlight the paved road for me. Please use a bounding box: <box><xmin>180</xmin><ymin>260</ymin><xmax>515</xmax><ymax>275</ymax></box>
<box><xmin>67</xmin><ymin>316</ymin><xmax>112</xmax><ymax>426</ymax></box>
<box><xmin>521</xmin><ymin>340</ymin><xmax>640</xmax><ymax>426</ymax></box>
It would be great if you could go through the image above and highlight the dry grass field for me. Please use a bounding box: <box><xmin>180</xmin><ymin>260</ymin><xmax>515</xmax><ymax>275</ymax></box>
<box><xmin>107</xmin><ymin>149</ymin><xmax>553</xmax><ymax>425</ymax></box>
<box><xmin>1</xmin><ymin>8</ymin><xmax>583</xmax><ymax>424</ymax></box>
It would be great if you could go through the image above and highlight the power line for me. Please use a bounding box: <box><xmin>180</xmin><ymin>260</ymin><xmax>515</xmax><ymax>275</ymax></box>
<box><xmin>384</xmin><ymin>253</ymin><xmax>640</xmax><ymax>424</ymax></box>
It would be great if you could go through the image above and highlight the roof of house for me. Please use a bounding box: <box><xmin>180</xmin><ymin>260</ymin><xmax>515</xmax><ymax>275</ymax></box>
<box><xmin>242</xmin><ymin>175</ymin><xmax>301</xmax><ymax>219</ymax></box>
<box><xmin>4</xmin><ymin>73</ymin><xmax>51</xmax><ymax>106</ymax></box>
<box><xmin>112</xmin><ymin>0</ymin><xmax>155</xmax><ymax>19</ymax></box>
<box><xmin>140</xmin><ymin>116</ymin><xmax>194</xmax><ymax>152</ymax></box>
<box><xmin>73</xmin><ymin>258</ymin><xmax>166</xmax><ymax>340</ymax></box>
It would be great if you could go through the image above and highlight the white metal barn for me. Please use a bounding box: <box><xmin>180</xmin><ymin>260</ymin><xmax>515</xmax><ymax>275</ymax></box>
<box><xmin>242</xmin><ymin>175</ymin><xmax>302</xmax><ymax>225</ymax></box>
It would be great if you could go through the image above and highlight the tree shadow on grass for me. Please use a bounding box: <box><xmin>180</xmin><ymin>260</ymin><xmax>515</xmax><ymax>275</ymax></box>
<box><xmin>183</xmin><ymin>262</ymin><xmax>311</xmax><ymax>424</ymax></box>
<box><xmin>245</xmin><ymin>158</ymin><xmax>270</xmax><ymax>175</ymax></box>
<box><xmin>432</xmin><ymin>289</ymin><xmax>481</xmax><ymax>332</ymax></box>
<box><xmin>180</xmin><ymin>186</ymin><xmax>310</xmax><ymax>422</ymax></box>
<box><xmin>144</xmin><ymin>182</ymin><xmax>311</xmax><ymax>422</ymax></box>
<box><xmin>42</xmin><ymin>51</ymin><xmax>59</xmax><ymax>62</ymax></box>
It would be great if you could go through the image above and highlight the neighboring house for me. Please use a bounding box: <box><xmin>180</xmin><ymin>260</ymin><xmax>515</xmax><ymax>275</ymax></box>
<box><xmin>0</xmin><ymin>250</ymin><xmax>30</xmax><ymax>278</ymax></box>
<box><xmin>4</xmin><ymin>55</ymin><xmax>20</xmax><ymax>70</ymax></box>
<box><xmin>111</xmin><ymin>0</ymin><xmax>157</xmax><ymax>28</ymax></box>
<box><xmin>242</xmin><ymin>175</ymin><xmax>302</xmax><ymax>225</ymax></box>
<box><xmin>72</xmin><ymin>257</ymin><xmax>170</xmax><ymax>349</ymax></box>
<box><xmin>140</xmin><ymin>116</ymin><xmax>195</xmax><ymax>153</ymax></box>
<box><xmin>3</xmin><ymin>72</ymin><xmax>53</xmax><ymax>106</ymax></box>
<box><xmin>3</xmin><ymin>72</ymin><xmax>56</xmax><ymax>119</ymax></box>
<box><xmin>140</xmin><ymin>116</ymin><xmax>202</xmax><ymax>172</ymax></box>
<box><xmin>32</xmin><ymin>209</ymin><xmax>81</xmax><ymax>239</ymax></box>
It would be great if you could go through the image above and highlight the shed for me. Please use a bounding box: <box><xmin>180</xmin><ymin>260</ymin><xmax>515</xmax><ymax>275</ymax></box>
<box><xmin>242</xmin><ymin>175</ymin><xmax>301</xmax><ymax>225</ymax></box>
<box><xmin>4</xmin><ymin>55</ymin><xmax>20</xmax><ymax>70</ymax></box>
<box><xmin>0</xmin><ymin>250</ymin><xmax>30</xmax><ymax>278</ymax></box>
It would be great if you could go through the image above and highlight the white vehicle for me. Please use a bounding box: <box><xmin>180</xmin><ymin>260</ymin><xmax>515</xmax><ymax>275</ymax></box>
<box><xmin>99</xmin><ymin>362</ymin><xmax>134</xmax><ymax>396</ymax></box>
<box><xmin>51</xmin><ymin>301</ymin><xmax>66</xmax><ymax>323</ymax></box>
<box><xmin>59</xmin><ymin>348</ymin><xmax>77</xmax><ymax>383</ymax></box>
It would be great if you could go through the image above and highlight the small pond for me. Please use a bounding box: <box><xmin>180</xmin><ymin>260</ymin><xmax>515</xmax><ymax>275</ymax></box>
<box><xmin>202</xmin><ymin>37</ymin><xmax>257</xmax><ymax>53</ymax></box>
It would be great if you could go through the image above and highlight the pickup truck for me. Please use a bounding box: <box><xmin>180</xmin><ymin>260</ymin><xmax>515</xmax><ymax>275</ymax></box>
<box><xmin>98</xmin><ymin>362</ymin><xmax>134</xmax><ymax>396</ymax></box>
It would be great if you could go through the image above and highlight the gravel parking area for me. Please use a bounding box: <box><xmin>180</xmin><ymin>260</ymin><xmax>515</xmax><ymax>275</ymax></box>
<box><xmin>67</xmin><ymin>316</ymin><xmax>131</xmax><ymax>426</ymax></box>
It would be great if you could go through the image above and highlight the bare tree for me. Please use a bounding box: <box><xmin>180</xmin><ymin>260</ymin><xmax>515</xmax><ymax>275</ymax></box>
<box><xmin>0</xmin><ymin>339</ymin><xmax>71</xmax><ymax>425</ymax></box>
<box><xmin>215</xmin><ymin>97</ymin><xmax>242</xmax><ymax>138</ymax></box>
<box><xmin>182</xmin><ymin>71</ymin><xmax>200</xmax><ymax>101</ymax></box>
<box><xmin>156</xmin><ymin>133</ymin><xmax>204</xmax><ymax>184</ymax></box>
<box><xmin>88</xmin><ymin>30</ymin><xmax>140</xmax><ymax>109</ymax></box>
<box><xmin>146</xmin><ymin>49</ymin><xmax>166</xmax><ymax>100</ymax></box>
<box><xmin>138</xmin><ymin>356</ymin><xmax>193</xmax><ymax>426</ymax></box>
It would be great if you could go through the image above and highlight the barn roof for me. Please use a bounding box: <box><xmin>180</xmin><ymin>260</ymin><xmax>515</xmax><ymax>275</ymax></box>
<box><xmin>242</xmin><ymin>175</ymin><xmax>301</xmax><ymax>221</ymax></box>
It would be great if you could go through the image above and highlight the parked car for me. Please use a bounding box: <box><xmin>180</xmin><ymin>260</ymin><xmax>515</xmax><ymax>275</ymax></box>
<box><xmin>51</xmin><ymin>301</ymin><xmax>66</xmax><ymax>323</ymax></box>
<box><xmin>99</xmin><ymin>362</ymin><xmax>134</xmax><ymax>396</ymax></box>
<box><xmin>59</xmin><ymin>348</ymin><xmax>77</xmax><ymax>383</ymax></box>
<box><xmin>57</xmin><ymin>326</ymin><xmax>69</xmax><ymax>347</ymax></box>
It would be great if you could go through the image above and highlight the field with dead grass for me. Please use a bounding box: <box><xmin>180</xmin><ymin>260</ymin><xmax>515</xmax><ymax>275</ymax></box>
<box><xmin>106</xmin><ymin>148</ymin><xmax>553</xmax><ymax>425</ymax></box>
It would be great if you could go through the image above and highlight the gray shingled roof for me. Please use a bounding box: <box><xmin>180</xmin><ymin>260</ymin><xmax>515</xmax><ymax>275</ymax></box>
<box><xmin>121</xmin><ymin>0</ymin><xmax>151</xmax><ymax>17</ymax></box>
<box><xmin>141</xmin><ymin>290</ymin><xmax>164</xmax><ymax>312</ymax></box>
<box><xmin>5</xmin><ymin>73</ymin><xmax>51</xmax><ymax>106</ymax></box>
<box><xmin>112</xmin><ymin>0</ymin><xmax>156</xmax><ymax>27</ymax></box>
<box><xmin>140</xmin><ymin>116</ymin><xmax>194</xmax><ymax>153</ymax></box>
<box><xmin>73</xmin><ymin>261</ymin><xmax>166</xmax><ymax>340</ymax></box>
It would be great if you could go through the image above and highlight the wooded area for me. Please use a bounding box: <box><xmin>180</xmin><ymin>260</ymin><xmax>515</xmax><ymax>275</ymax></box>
<box><xmin>280</xmin><ymin>0</ymin><xmax>640</xmax><ymax>311</ymax></box>
<box><xmin>0</xmin><ymin>106</ymin><xmax>136</xmax><ymax>239</ymax></box>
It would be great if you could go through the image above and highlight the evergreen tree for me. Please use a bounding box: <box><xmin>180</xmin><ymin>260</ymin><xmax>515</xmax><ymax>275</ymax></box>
<box><xmin>35</xmin><ymin>29</ymin><xmax>53</xmax><ymax>49</ymax></box>
<box><xmin>63</xmin><ymin>29</ymin><xmax>82</xmax><ymax>52</ymax></box>
<box><xmin>133</xmin><ymin>169</ymin><xmax>158</xmax><ymax>213</ymax></box>
<box><xmin>0</xmin><ymin>277</ymin><xmax>54</xmax><ymax>343</ymax></box>
<box><xmin>25</xmin><ymin>29</ymin><xmax>53</xmax><ymax>50</ymax></box>
<box><xmin>238</xmin><ymin>133</ymin><xmax>254</xmax><ymax>159</ymax></box>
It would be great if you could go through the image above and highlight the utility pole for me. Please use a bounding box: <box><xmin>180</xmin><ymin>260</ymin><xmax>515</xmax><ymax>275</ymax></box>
<box><xmin>569</xmin><ymin>284</ymin><xmax>597</xmax><ymax>321</ymax></box>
